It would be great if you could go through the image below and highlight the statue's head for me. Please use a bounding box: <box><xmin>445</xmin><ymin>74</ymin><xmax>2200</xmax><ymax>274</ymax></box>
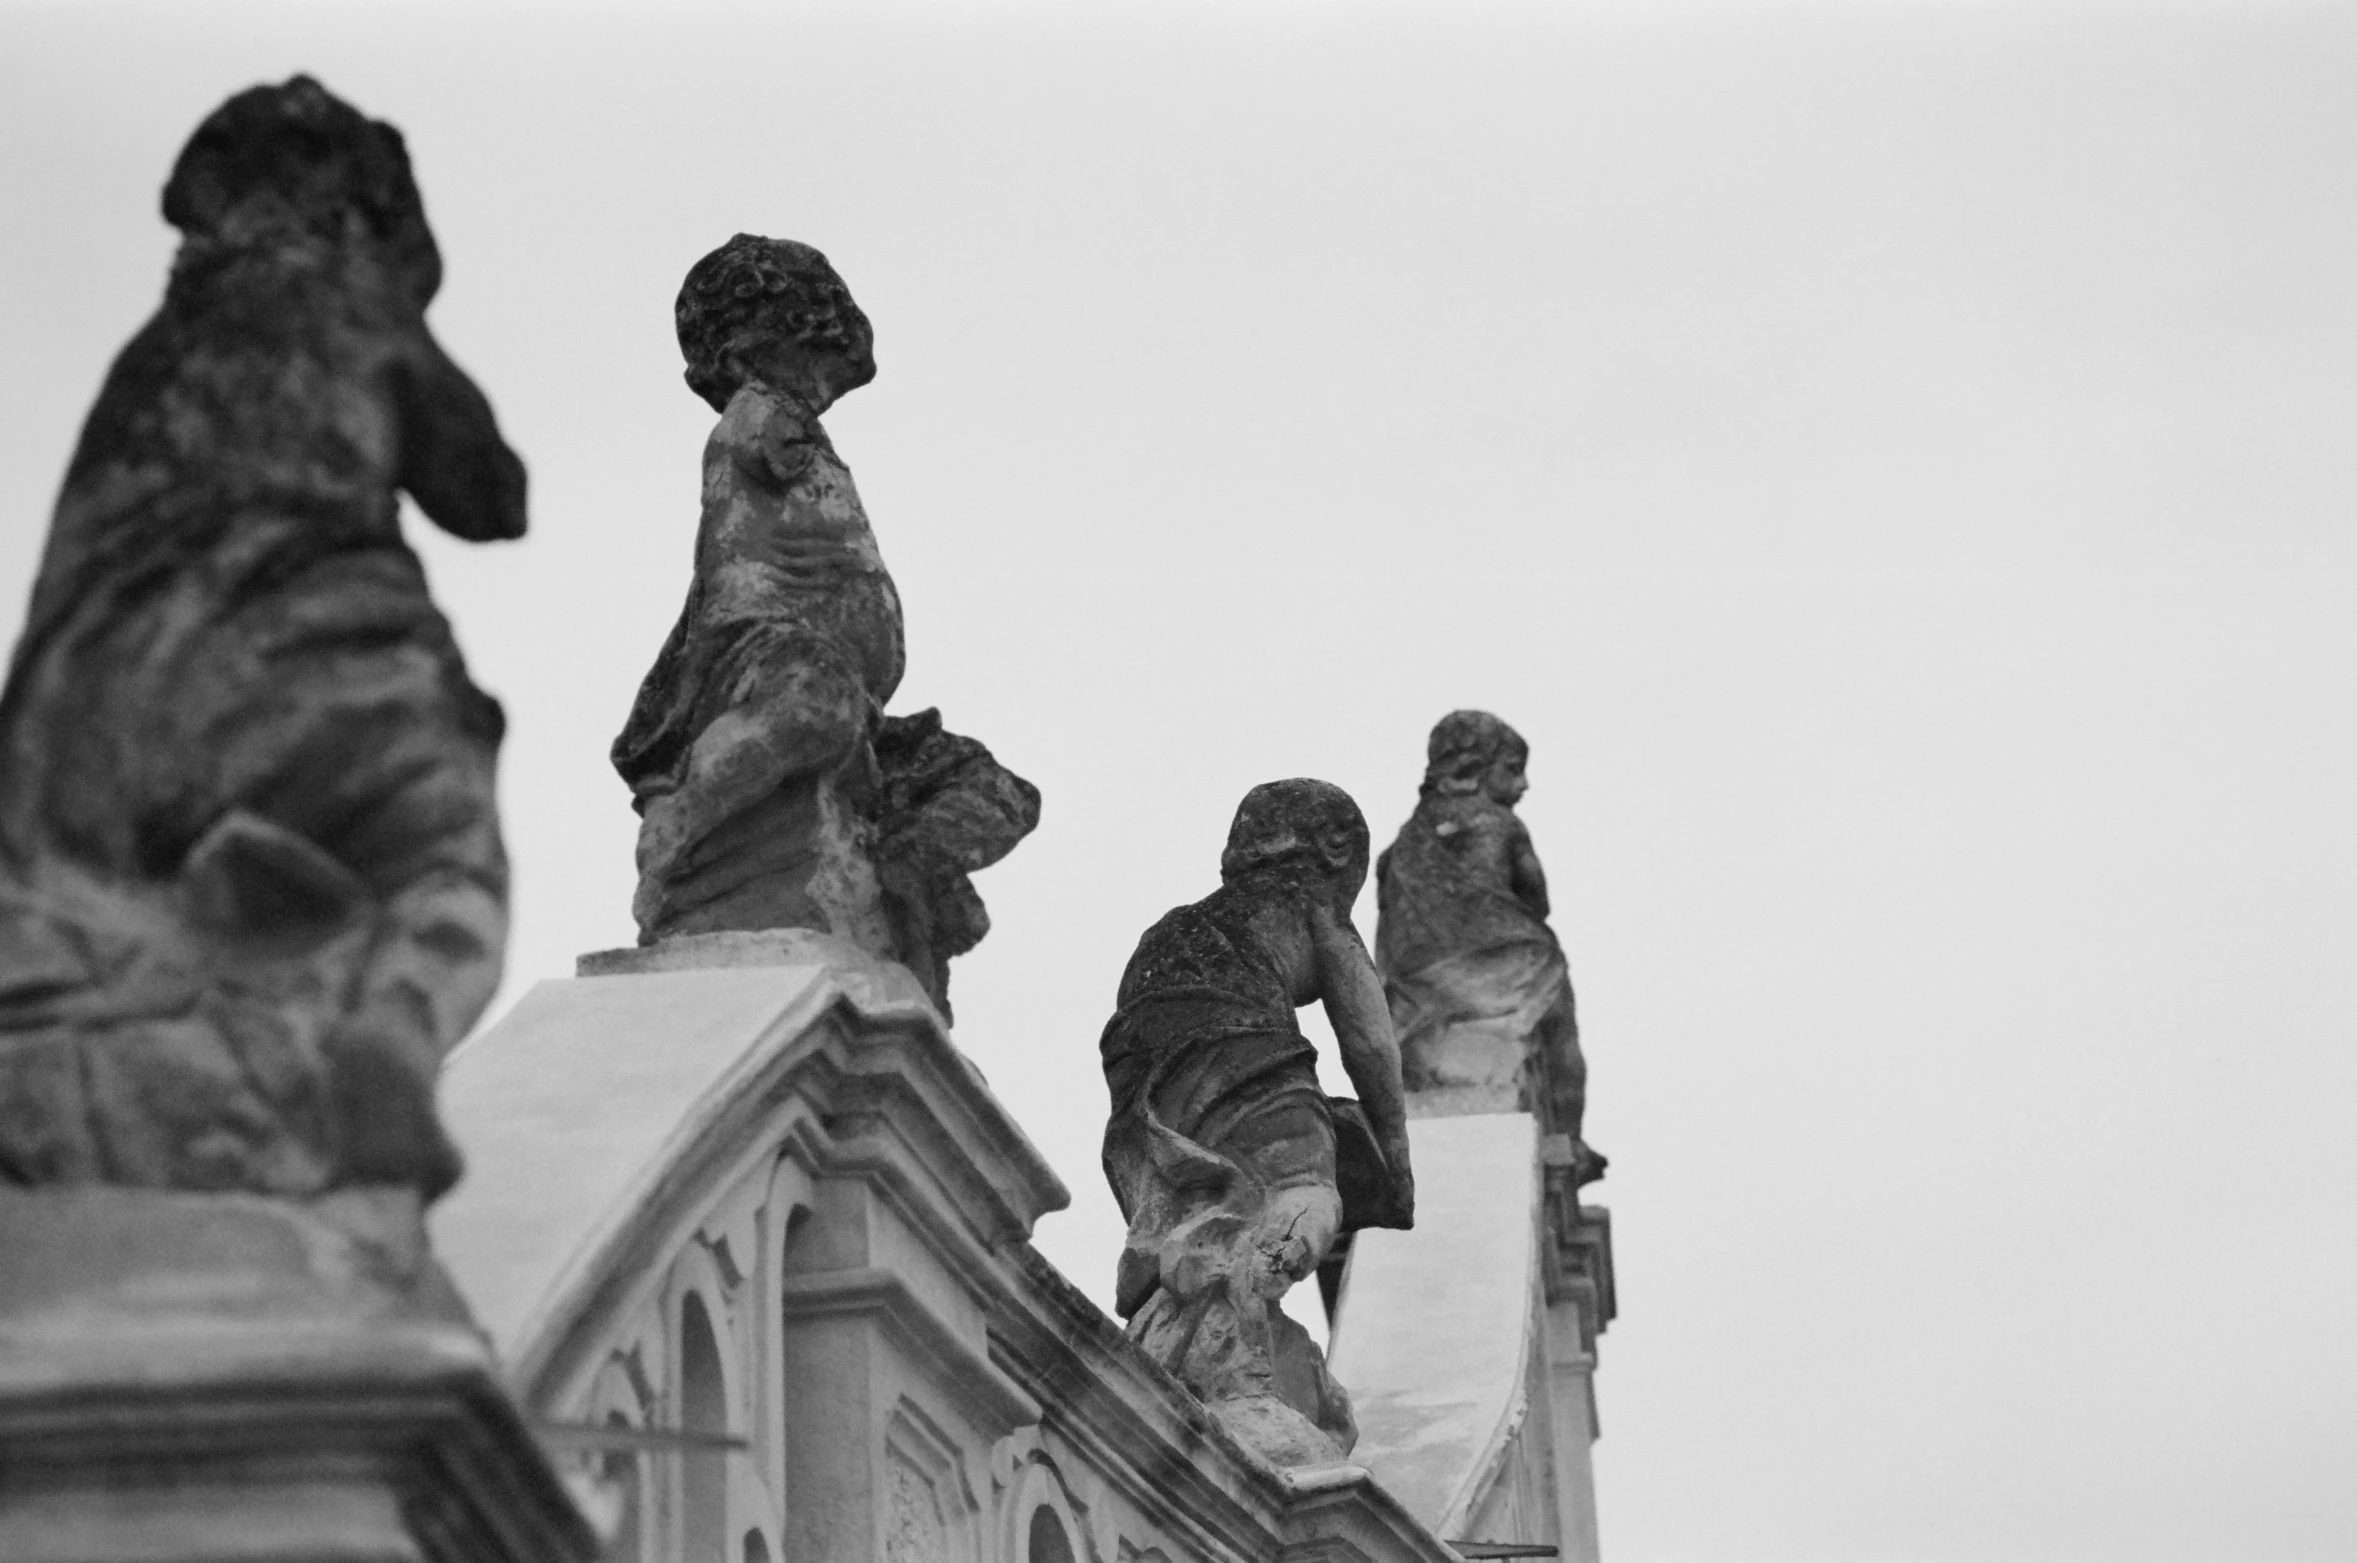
<box><xmin>162</xmin><ymin>76</ymin><xmax>441</xmax><ymax>307</ymax></box>
<box><xmin>1423</xmin><ymin>710</ymin><xmax>1529</xmax><ymax>806</ymax></box>
<box><xmin>1220</xmin><ymin>779</ymin><xmax>1371</xmax><ymax>902</ymax></box>
<box><xmin>677</xmin><ymin>234</ymin><xmax>877</xmax><ymax>413</ymax></box>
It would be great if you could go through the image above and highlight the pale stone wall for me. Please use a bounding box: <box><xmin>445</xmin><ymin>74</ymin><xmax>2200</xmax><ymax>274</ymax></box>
<box><xmin>0</xmin><ymin>1186</ymin><xmax>597</xmax><ymax>1563</ymax></box>
<box><xmin>1325</xmin><ymin>1120</ymin><xmax>1614</xmax><ymax>1563</ymax></box>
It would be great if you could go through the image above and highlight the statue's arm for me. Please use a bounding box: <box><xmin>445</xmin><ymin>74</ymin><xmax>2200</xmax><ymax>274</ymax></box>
<box><xmin>1312</xmin><ymin>901</ymin><xmax>1415</xmax><ymax>1223</ymax></box>
<box><xmin>390</xmin><ymin>331</ymin><xmax>525</xmax><ymax>543</ymax></box>
<box><xmin>737</xmin><ymin>396</ymin><xmax>825</xmax><ymax>491</ymax></box>
<box><xmin>1508</xmin><ymin>818</ymin><xmax>1550</xmax><ymax>919</ymax></box>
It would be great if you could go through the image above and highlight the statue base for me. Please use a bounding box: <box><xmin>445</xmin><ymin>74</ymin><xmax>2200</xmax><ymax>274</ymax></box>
<box><xmin>0</xmin><ymin>1186</ymin><xmax>598</xmax><ymax>1563</ymax></box>
<box><xmin>579</xmin><ymin>925</ymin><xmax>896</xmax><ymax>978</ymax></box>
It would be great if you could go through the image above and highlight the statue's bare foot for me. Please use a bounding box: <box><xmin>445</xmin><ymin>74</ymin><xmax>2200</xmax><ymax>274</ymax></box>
<box><xmin>1211</xmin><ymin>1392</ymin><xmax>1346</xmax><ymax>1469</ymax></box>
<box><xmin>1573</xmin><ymin>1140</ymin><xmax>1609</xmax><ymax>1187</ymax></box>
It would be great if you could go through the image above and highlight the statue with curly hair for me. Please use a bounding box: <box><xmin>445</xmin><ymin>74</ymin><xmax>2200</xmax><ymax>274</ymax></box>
<box><xmin>0</xmin><ymin>77</ymin><xmax>524</xmax><ymax>1202</ymax></box>
<box><xmin>1375</xmin><ymin>712</ymin><xmax>1604</xmax><ymax>1183</ymax></box>
<box><xmin>613</xmin><ymin>235</ymin><xmax>1035</xmax><ymax>1016</ymax></box>
<box><xmin>1099</xmin><ymin>779</ymin><xmax>1415</xmax><ymax>1465</ymax></box>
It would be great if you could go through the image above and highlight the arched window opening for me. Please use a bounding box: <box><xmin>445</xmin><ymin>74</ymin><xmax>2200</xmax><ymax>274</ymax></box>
<box><xmin>779</xmin><ymin>1203</ymin><xmax>816</xmax><ymax>1276</ymax></box>
<box><xmin>1028</xmin><ymin>1504</ymin><xmax>1077</xmax><ymax>1563</ymax></box>
<box><xmin>743</xmin><ymin>1528</ymin><xmax>773</xmax><ymax>1563</ymax></box>
<box><xmin>601</xmin><ymin>1414</ymin><xmax>643</xmax><ymax>1563</ymax></box>
<box><xmin>680</xmin><ymin>1292</ymin><xmax>729</xmax><ymax>1563</ymax></box>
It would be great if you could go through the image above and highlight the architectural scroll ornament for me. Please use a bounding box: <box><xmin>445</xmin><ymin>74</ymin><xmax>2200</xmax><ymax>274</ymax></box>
<box><xmin>613</xmin><ymin>235</ymin><xmax>1036</xmax><ymax>1019</ymax></box>
<box><xmin>1099</xmin><ymin>779</ymin><xmax>1415</xmax><ymax>1466</ymax></box>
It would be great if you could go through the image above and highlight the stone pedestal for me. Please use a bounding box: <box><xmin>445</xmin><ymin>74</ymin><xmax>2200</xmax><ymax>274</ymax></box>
<box><xmin>0</xmin><ymin>1188</ymin><xmax>598</xmax><ymax>1563</ymax></box>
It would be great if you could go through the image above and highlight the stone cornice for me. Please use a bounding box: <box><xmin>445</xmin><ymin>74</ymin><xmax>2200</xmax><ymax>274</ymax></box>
<box><xmin>780</xmin><ymin>1266</ymin><xmax>1040</xmax><ymax>1437</ymax></box>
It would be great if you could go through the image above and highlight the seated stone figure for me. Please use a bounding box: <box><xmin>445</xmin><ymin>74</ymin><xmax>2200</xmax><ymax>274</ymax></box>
<box><xmin>0</xmin><ymin>78</ymin><xmax>526</xmax><ymax>1200</ymax></box>
<box><xmin>1100</xmin><ymin>779</ymin><xmax>1415</xmax><ymax>1466</ymax></box>
<box><xmin>1376</xmin><ymin>711</ymin><xmax>1605</xmax><ymax>1183</ymax></box>
<box><xmin>613</xmin><ymin>236</ymin><xmax>1034</xmax><ymax>1016</ymax></box>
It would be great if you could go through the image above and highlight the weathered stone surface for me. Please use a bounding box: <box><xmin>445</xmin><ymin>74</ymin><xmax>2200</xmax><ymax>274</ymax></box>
<box><xmin>1375</xmin><ymin>712</ymin><xmax>1604</xmax><ymax>1183</ymax></box>
<box><xmin>0</xmin><ymin>76</ymin><xmax>525</xmax><ymax>1203</ymax></box>
<box><xmin>573</xmin><ymin>924</ymin><xmax>885</xmax><ymax>979</ymax></box>
<box><xmin>0</xmin><ymin>83</ymin><xmax>590</xmax><ymax>1563</ymax></box>
<box><xmin>1098</xmin><ymin>779</ymin><xmax>1414</xmax><ymax>1466</ymax></box>
<box><xmin>0</xmin><ymin>1186</ymin><xmax>597</xmax><ymax>1563</ymax></box>
<box><xmin>613</xmin><ymin>235</ymin><xmax>1035</xmax><ymax>1018</ymax></box>
<box><xmin>433</xmin><ymin>934</ymin><xmax>1461</xmax><ymax>1563</ymax></box>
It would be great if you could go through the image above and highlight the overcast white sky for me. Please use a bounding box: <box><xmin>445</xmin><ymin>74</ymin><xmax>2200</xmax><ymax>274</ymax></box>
<box><xmin>3</xmin><ymin>2</ymin><xmax>2352</xmax><ymax>1558</ymax></box>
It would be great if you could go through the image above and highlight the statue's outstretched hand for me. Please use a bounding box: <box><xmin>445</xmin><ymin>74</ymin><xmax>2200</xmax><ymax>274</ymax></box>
<box><xmin>1383</xmin><ymin>1138</ymin><xmax>1417</xmax><ymax>1230</ymax></box>
<box><xmin>1251</xmin><ymin>1185</ymin><xmax>1341</xmax><ymax>1297</ymax></box>
<box><xmin>740</xmin><ymin>402</ymin><xmax>823</xmax><ymax>490</ymax></box>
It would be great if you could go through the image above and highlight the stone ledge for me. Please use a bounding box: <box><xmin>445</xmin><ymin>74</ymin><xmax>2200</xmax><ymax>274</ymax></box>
<box><xmin>432</xmin><ymin>946</ymin><xmax>1069</xmax><ymax>1398</ymax></box>
<box><xmin>779</xmin><ymin>1265</ymin><xmax>1040</xmax><ymax>1436</ymax></box>
<box><xmin>576</xmin><ymin>929</ymin><xmax>934</xmax><ymax>998</ymax></box>
<box><xmin>436</xmin><ymin>942</ymin><xmax>1469</xmax><ymax>1563</ymax></box>
<box><xmin>0</xmin><ymin>1320</ymin><xmax>596</xmax><ymax>1563</ymax></box>
<box><xmin>1326</xmin><ymin>1114</ymin><xmax>1541</xmax><ymax>1537</ymax></box>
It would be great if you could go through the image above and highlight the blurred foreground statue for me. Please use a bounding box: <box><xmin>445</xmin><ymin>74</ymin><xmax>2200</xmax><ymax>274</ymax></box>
<box><xmin>1376</xmin><ymin>712</ymin><xmax>1604</xmax><ymax>1183</ymax></box>
<box><xmin>613</xmin><ymin>235</ymin><xmax>1036</xmax><ymax>1018</ymax></box>
<box><xmin>0</xmin><ymin>79</ymin><xmax>592</xmax><ymax>1561</ymax></box>
<box><xmin>1099</xmin><ymin>780</ymin><xmax>1414</xmax><ymax>1466</ymax></box>
<box><xmin>0</xmin><ymin>76</ymin><xmax>526</xmax><ymax>1203</ymax></box>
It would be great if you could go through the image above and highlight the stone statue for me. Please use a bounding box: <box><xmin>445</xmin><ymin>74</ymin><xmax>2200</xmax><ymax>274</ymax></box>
<box><xmin>612</xmin><ymin>235</ymin><xmax>1035</xmax><ymax>1018</ymax></box>
<box><xmin>1099</xmin><ymin>779</ymin><xmax>1415</xmax><ymax>1466</ymax></box>
<box><xmin>1376</xmin><ymin>711</ymin><xmax>1605</xmax><ymax>1183</ymax></box>
<box><xmin>0</xmin><ymin>77</ymin><xmax>525</xmax><ymax>1202</ymax></box>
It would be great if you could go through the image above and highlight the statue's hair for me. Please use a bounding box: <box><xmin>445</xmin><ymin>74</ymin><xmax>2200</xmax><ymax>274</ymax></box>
<box><xmin>1422</xmin><ymin>710</ymin><xmax>1527</xmax><ymax>799</ymax></box>
<box><xmin>676</xmin><ymin>233</ymin><xmax>873</xmax><ymax>412</ymax></box>
<box><xmin>1220</xmin><ymin>778</ymin><xmax>1370</xmax><ymax>893</ymax></box>
<box><xmin>162</xmin><ymin>75</ymin><xmax>440</xmax><ymax>302</ymax></box>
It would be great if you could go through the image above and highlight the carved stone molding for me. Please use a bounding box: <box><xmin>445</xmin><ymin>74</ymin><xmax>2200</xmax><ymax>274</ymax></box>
<box><xmin>435</xmin><ymin>940</ymin><xmax>1466</xmax><ymax>1563</ymax></box>
<box><xmin>0</xmin><ymin>1188</ymin><xmax>594</xmax><ymax>1563</ymax></box>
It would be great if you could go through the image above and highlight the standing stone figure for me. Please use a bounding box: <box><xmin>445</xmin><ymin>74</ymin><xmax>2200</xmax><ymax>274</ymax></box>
<box><xmin>0</xmin><ymin>77</ymin><xmax>525</xmax><ymax>1201</ymax></box>
<box><xmin>613</xmin><ymin>235</ymin><xmax>1035</xmax><ymax>1018</ymax></box>
<box><xmin>1100</xmin><ymin>780</ymin><xmax>1415</xmax><ymax>1466</ymax></box>
<box><xmin>1376</xmin><ymin>712</ymin><xmax>1605</xmax><ymax>1183</ymax></box>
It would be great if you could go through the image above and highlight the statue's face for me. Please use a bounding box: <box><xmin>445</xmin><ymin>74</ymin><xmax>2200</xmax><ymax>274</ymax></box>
<box><xmin>1482</xmin><ymin>752</ymin><xmax>1529</xmax><ymax>806</ymax></box>
<box><xmin>738</xmin><ymin>307</ymin><xmax>874</xmax><ymax>410</ymax></box>
<box><xmin>833</xmin><ymin>297</ymin><xmax>877</xmax><ymax>384</ymax></box>
<box><xmin>1329</xmin><ymin>852</ymin><xmax>1369</xmax><ymax>910</ymax></box>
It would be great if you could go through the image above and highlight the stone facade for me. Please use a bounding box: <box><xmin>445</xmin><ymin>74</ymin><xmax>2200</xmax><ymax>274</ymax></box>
<box><xmin>432</xmin><ymin>935</ymin><xmax>1505</xmax><ymax>1563</ymax></box>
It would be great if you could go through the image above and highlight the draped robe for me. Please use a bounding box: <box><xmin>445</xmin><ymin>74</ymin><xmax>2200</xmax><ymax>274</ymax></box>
<box><xmin>1375</xmin><ymin>795</ymin><xmax>1578</xmax><ymax>1116</ymax></box>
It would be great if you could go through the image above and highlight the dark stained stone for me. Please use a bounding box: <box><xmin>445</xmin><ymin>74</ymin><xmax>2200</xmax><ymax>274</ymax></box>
<box><xmin>1376</xmin><ymin>711</ymin><xmax>1605</xmax><ymax>1185</ymax></box>
<box><xmin>1098</xmin><ymin>779</ymin><xmax>1414</xmax><ymax>1466</ymax></box>
<box><xmin>0</xmin><ymin>77</ymin><xmax>527</xmax><ymax>1202</ymax></box>
<box><xmin>872</xmin><ymin>709</ymin><xmax>1040</xmax><ymax>1023</ymax></box>
<box><xmin>613</xmin><ymin>235</ymin><xmax>1035</xmax><ymax>1017</ymax></box>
